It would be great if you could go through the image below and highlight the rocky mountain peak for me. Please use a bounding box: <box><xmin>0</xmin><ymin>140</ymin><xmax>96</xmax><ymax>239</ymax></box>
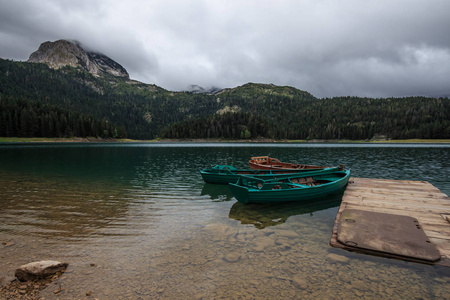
<box><xmin>27</xmin><ymin>39</ymin><xmax>129</xmax><ymax>79</ymax></box>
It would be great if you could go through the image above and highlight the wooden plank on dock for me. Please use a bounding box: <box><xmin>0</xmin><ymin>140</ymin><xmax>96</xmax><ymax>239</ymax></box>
<box><xmin>330</xmin><ymin>177</ymin><xmax>450</xmax><ymax>267</ymax></box>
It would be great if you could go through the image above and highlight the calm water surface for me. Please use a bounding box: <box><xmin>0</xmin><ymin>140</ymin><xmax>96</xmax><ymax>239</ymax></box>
<box><xmin>0</xmin><ymin>143</ymin><xmax>449</xmax><ymax>299</ymax></box>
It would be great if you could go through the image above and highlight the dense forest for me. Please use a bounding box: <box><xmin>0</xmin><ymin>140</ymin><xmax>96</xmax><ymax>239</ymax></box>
<box><xmin>160</xmin><ymin>112</ymin><xmax>269</xmax><ymax>139</ymax></box>
<box><xmin>0</xmin><ymin>96</ymin><xmax>125</xmax><ymax>138</ymax></box>
<box><xmin>1</xmin><ymin>58</ymin><xmax>449</xmax><ymax>140</ymax></box>
<box><xmin>160</xmin><ymin>96</ymin><xmax>449</xmax><ymax>140</ymax></box>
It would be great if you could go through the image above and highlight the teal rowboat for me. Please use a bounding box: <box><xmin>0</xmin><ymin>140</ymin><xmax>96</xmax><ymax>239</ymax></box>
<box><xmin>200</xmin><ymin>165</ymin><xmax>341</xmax><ymax>184</ymax></box>
<box><xmin>229</xmin><ymin>170</ymin><xmax>351</xmax><ymax>204</ymax></box>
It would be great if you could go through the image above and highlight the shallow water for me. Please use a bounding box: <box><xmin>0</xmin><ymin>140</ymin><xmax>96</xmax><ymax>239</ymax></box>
<box><xmin>0</xmin><ymin>143</ymin><xmax>449</xmax><ymax>299</ymax></box>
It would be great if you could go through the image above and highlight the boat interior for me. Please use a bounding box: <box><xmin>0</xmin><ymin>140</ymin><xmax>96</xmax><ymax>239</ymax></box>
<box><xmin>236</xmin><ymin>172</ymin><xmax>347</xmax><ymax>191</ymax></box>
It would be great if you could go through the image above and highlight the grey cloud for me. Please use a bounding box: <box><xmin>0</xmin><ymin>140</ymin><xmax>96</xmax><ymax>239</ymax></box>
<box><xmin>1</xmin><ymin>0</ymin><xmax>449</xmax><ymax>98</ymax></box>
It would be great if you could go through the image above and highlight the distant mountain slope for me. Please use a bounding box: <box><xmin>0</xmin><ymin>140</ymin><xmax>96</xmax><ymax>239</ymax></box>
<box><xmin>28</xmin><ymin>39</ymin><xmax>129</xmax><ymax>78</ymax></box>
<box><xmin>186</xmin><ymin>85</ymin><xmax>222</xmax><ymax>94</ymax></box>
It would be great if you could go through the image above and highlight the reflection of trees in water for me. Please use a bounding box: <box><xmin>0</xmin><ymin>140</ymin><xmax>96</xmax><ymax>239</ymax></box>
<box><xmin>228</xmin><ymin>192</ymin><xmax>344</xmax><ymax>229</ymax></box>
<box><xmin>0</xmin><ymin>172</ymin><xmax>159</xmax><ymax>241</ymax></box>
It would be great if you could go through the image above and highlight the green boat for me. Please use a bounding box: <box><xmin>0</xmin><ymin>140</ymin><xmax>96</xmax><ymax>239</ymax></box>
<box><xmin>229</xmin><ymin>170</ymin><xmax>351</xmax><ymax>204</ymax></box>
<box><xmin>200</xmin><ymin>165</ymin><xmax>341</xmax><ymax>184</ymax></box>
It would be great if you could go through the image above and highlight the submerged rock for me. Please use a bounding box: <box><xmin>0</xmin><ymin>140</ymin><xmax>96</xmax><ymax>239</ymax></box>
<box><xmin>15</xmin><ymin>260</ymin><xmax>68</xmax><ymax>282</ymax></box>
<box><xmin>223</xmin><ymin>252</ymin><xmax>241</xmax><ymax>263</ymax></box>
<box><xmin>292</xmin><ymin>275</ymin><xmax>308</xmax><ymax>289</ymax></box>
<box><xmin>253</xmin><ymin>236</ymin><xmax>275</xmax><ymax>252</ymax></box>
<box><xmin>1</xmin><ymin>240</ymin><xmax>15</xmax><ymax>248</ymax></box>
<box><xmin>325</xmin><ymin>253</ymin><xmax>349</xmax><ymax>264</ymax></box>
<box><xmin>203</xmin><ymin>223</ymin><xmax>238</xmax><ymax>240</ymax></box>
<box><xmin>274</xmin><ymin>229</ymin><xmax>299</xmax><ymax>238</ymax></box>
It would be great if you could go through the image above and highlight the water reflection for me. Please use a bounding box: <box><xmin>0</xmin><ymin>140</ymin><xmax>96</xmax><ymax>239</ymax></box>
<box><xmin>0</xmin><ymin>172</ymin><xmax>142</xmax><ymax>242</ymax></box>
<box><xmin>200</xmin><ymin>183</ymin><xmax>234</xmax><ymax>201</ymax></box>
<box><xmin>229</xmin><ymin>192</ymin><xmax>344</xmax><ymax>229</ymax></box>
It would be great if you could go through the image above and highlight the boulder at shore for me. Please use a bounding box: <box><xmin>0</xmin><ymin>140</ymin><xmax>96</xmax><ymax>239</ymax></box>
<box><xmin>15</xmin><ymin>261</ymin><xmax>69</xmax><ymax>282</ymax></box>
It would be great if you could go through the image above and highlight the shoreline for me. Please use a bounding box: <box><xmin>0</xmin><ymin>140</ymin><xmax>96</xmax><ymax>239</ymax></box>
<box><xmin>0</xmin><ymin>137</ymin><xmax>449</xmax><ymax>144</ymax></box>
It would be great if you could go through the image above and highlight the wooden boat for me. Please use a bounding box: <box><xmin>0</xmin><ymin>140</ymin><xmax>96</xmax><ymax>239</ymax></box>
<box><xmin>249</xmin><ymin>156</ymin><xmax>343</xmax><ymax>171</ymax></box>
<box><xmin>229</xmin><ymin>170</ymin><xmax>351</xmax><ymax>204</ymax></box>
<box><xmin>200</xmin><ymin>165</ymin><xmax>340</xmax><ymax>185</ymax></box>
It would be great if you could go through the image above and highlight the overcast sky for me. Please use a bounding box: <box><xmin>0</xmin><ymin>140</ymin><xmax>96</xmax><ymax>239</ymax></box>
<box><xmin>1</xmin><ymin>0</ymin><xmax>449</xmax><ymax>98</ymax></box>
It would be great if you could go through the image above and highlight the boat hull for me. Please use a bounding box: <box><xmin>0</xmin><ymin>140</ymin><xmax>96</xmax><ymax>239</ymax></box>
<box><xmin>229</xmin><ymin>170</ymin><xmax>351</xmax><ymax>204</ymax></box>
<box><xmin>200</xmin><ymin>166</ymin><xmax>340</xmax><ymax>184</ymax></box>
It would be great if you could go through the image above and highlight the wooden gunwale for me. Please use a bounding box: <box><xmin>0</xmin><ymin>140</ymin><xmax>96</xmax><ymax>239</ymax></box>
<box><xmin>248</xmin><ymin>156</ymin><xmax>331</xmax><ymax>170</ymax></box>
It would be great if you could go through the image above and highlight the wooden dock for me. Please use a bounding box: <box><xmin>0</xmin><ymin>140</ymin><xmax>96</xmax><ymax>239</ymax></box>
<box><xmin>330</xmin><ymin>177</ymin><xmax>450</xmax><ymax>267</ymax></box>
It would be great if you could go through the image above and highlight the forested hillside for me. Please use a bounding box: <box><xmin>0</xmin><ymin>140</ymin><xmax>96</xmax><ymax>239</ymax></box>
<box><xmin>1</xmin><ymin>58</ymin><xmax>449</xmax><ymax>140</ymax></box>
<box><xmin>0</xmin><ymin>59</ymin><xmax>217</xmax><ymax>139</ymax></box>
<box><xmin>0</xmin><ymin>96</ymin><xmax>125</xmax><ymax>138</ymax></box>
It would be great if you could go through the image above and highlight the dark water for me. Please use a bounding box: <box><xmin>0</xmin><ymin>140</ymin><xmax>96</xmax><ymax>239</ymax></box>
<box><xmin>0</xmin><ymin>143</ymin><xmax>449</xmax><ymax>299</ymax></box>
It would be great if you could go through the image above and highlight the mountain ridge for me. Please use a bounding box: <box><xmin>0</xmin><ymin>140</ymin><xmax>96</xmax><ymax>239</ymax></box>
<box><xmin>25</xmin><ymin>40</ymin><xmax>317</xmax><ymax>98</ymax></box>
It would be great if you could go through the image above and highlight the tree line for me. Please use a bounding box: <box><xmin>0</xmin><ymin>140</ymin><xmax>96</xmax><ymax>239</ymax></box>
<box><xmin>0</xmin><ymin>96</ymin><xmax>126</xmax><ymax>138</ymax></box>
<box><xmin>161</xmin><ymin>95</ymin><xmax>450</xmax><ymax>140</ymax></box>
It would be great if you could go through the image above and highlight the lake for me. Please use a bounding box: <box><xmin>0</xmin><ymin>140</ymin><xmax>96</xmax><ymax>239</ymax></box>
<box><xmin>0</xmin><ymin>143</ymin><xmax>449</xmax><ymax>299</ymax></box>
